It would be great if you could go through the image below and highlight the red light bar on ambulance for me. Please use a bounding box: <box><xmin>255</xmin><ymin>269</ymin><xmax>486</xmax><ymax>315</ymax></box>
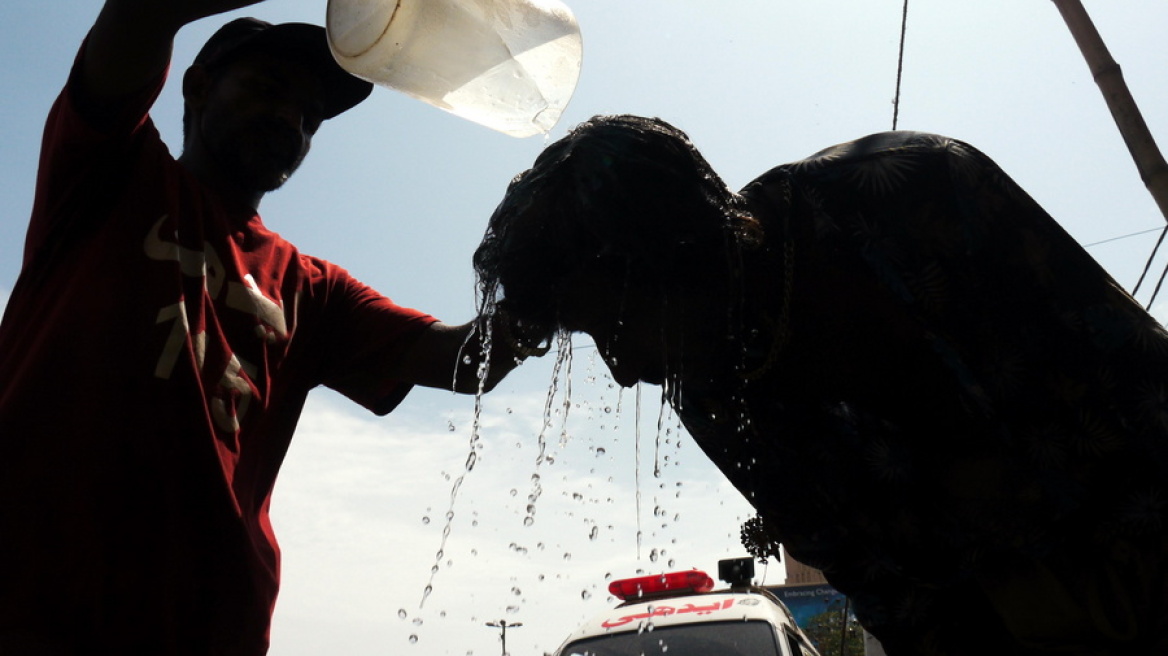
<box><xmin>608</xmin><ymin>570</ymin><xmax>715</xmax><ymax>601</ymax></box>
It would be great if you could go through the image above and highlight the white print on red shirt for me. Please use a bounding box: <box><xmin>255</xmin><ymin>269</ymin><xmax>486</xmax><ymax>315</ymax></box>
<box><xmin>143</xmin><ymin>214</ymin><xmax>289</xmax><ymax>435</ymax></box>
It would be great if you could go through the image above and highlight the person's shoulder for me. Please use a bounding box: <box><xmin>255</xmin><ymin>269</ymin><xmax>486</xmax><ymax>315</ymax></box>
<box><xmin>296</xmin><ymin>251</ymin><xmax>341</xmax><ymax>281</ymax></box>
<box><xmin>295</xmin><ymin>252</ymin><xmax>380</xmax><ymax>298</ymax></box>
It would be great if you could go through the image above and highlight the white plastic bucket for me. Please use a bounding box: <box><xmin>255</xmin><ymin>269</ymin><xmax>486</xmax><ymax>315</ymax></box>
<box><xmin>326</xmin><ymin>0</ymin><xmax>582</xmax><ymax>137</ymax></box>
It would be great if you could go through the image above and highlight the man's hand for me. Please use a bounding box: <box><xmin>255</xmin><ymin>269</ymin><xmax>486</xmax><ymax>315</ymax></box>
<box><xmin>171</xmin><ymin>0</ymin><xmax>271</xmax><ymax>26</ymax></box>
<box><xmin>392</xmin><ymin>311</ymin><xmax>551</xmax><ymax>395</ymax></box>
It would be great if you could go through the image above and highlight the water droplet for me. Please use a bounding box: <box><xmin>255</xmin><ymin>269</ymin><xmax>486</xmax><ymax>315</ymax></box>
<box><xmin>412</xmin><ymin>617</ymin><xmax>424</xmax><ymax>626</ymax></box>
<box><xmin>588</xmin><ymin>526</ymin><xmax>599</xmax><ymax>541</ymax></box>
<box><xmin>408</xmin><ymin>635</ymin><xmax>419</xmax><ymax>644</ymax></box>
<box><xmin>581</xmin><ymin>589</ymin><xmax>592</xmax><ymax>600</ymax></box>
<box><xmin>421</xmin><ymin>516</ymin><xmax>430</xmax><ymax>525</ymax></box>
<box><xmin>523</xmin><ymin>516</ymin><xmax>534</xmax><ymax>527</ymax></box>
<box><xmin>650</xmin><ymin>549</ymin><xmax>659</xmax><ymax>562</ymax></box>
<box><xmin>511</xmin><ymin>587</ymin><xmax>522</xmax><ymax>596</ymax></box>
<box><xmin>447</xmin><ymin>421</ymin><xmax>457</xmax><ymax>432</ymax></box>
<box><xmin>563</xmin><ymin>552</ymin><xmax>572</xmax><ymax>561</ymax></box>
<box><xmin>398</xmin><ymin>609</ymin><xmax>408</xmax><ymax>620</ymax></box>
<box><xmin>595</xmin><ymin>447</ymin><xmax>607</xmax><ymax>456</ymax></box>
<box><xmin>506</xmin><ymin>605</ymin><xmax>520</xmax><ymax>614</ymax></box>
<box><xmin>509</xmin><ymin>489</ymin><xmax>518</xmax><ymax>497</ymax></box>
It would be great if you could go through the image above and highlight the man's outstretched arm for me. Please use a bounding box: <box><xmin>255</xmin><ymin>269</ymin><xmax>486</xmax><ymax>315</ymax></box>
<box><xmin>394</xmin><ymin>312</ymin><xmax>552</xmax><ymax>394</ymax></box>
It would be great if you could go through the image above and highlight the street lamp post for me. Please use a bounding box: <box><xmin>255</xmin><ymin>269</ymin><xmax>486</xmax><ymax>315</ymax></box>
<box><xmin>485</xmin><ymin>619</ymin><xmax>523</xmax><ymax>656</ymax></box>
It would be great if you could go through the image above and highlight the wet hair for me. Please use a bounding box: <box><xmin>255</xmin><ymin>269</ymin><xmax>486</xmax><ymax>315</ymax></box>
<box><xmin>473</xmin><ymin>114</ymin><xmax>759</xmax><ymax>331</ymax></box>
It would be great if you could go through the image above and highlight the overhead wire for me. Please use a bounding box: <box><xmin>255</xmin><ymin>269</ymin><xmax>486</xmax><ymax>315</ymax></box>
<box><xmin>1127</xmin><ymin>226</ymin><xmax>1168</xmax><ymax>300</ymax></box>
<box><xmin>1146</xmin><ymin>256</ymin><xmax>1168</xmax><ymax>308</ymax></box>
<box><xmin>892</xmin><ymin>0</ymin><xmax>909</xmax><ymax>130</ymax></box>
<box><xmin>1082</xmin><ymin>226</ymin><xmax>1164</xmax><ymax>248</ymax></box>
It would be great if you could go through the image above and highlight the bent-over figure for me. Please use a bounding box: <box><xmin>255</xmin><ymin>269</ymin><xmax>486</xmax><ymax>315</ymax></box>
<box><xmin>475</xmin><ymin>115</ymin><xmax>1168</xmax><ymax>655</ymax></box>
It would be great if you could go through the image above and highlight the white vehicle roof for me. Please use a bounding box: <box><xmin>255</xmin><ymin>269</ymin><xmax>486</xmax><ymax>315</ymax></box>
<box><xmin>566</xmin><ymin>590</ymin><xmax>797</xmax><ymax>639</ymax></box>
<box><xmin>551</xmin><ymin>563</ymin><xmax>822</xmax><ymax>656</ymax></box>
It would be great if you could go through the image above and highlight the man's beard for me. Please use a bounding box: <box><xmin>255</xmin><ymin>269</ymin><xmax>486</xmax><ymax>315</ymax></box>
<box><xmin>205</xmin><ymin>119</ymin><xmax>309</xmax><ymax>194</ymax></box>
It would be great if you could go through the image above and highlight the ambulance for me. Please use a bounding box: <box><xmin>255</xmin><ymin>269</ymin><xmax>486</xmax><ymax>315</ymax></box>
<box><xmin>551</xmin><ymin>558</ymin><xmax>822</xmax><ymax>656</ymax></box>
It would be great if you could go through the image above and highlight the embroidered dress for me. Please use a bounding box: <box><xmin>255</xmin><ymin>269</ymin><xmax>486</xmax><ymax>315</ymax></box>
<box><xmin>684</xmin><ymin>132</ymin><xmax>1168</xmax><ymax>654</ymax></box>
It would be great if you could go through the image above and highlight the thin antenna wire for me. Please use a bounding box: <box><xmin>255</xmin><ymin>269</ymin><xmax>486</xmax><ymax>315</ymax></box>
<box><xmin>1082</xmin><ymin>226</ymin><xmax>1163</xmax><ymax>248</ymax></box>
<box><xmin>892</xmin><ymin>0</ymin><xmax>909</xmax><ymax>130</ymax></box>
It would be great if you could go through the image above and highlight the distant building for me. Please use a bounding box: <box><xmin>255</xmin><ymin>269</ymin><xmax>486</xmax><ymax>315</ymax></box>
<box><xmin>770</xmin><ymin>547</ymin><xmax>886</xmax><ymax>656</ymax></box>
<box><xmin>782</xmin><ymin>547</ymin><xmax>828</xmax><ymax>586</ymax></box>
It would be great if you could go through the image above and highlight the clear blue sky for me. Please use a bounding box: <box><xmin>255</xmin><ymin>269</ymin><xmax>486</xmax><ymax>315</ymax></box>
<box><xmin>1</xmin><ymin>1</ymin><xmax>1166</xmax><ymax>654</ymax></box>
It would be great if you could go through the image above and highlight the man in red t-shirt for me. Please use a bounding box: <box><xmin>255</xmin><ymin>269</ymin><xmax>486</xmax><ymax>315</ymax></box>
<box><xmin>0</xmin><ymin>1</ymin><xmax>544</xmax><ymax>653</ymax></box>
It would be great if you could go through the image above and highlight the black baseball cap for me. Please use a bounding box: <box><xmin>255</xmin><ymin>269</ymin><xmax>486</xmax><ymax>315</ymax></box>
<box><xmin>194</xmin><ymin>17</ymin><xmax>373</xmax><ymax>119</ymax></box>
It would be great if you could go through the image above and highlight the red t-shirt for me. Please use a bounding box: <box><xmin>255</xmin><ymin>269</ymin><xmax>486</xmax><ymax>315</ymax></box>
<box><xmin>0</xmin><ymin>52</ymin><xmax>437</xmax><ymax>653</ymax></box>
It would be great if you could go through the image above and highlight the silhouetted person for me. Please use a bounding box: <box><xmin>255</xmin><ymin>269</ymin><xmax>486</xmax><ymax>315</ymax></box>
<box><xmin>0</xmin><ymin>1</ymin><xmax>532</xmax><ymax>652</ymax></box>
<box><xmin>475</xmin><ymin>114</ymin><xmax>1168</xmax><ymax>655</ymax></box>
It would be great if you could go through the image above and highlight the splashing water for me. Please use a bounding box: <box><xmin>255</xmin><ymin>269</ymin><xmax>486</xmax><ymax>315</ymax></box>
<box><xmin>419</xmin><ymin>310</ymin><xmax>499</xmax><ymax>609</ymax></box>
<box><xmin>634</xmin><ymin>383</ymin><xmax>643</xmax><ymax>559</ymax></box>
<box><xmin>653</xmin><ymin>384</ymin><xmax>676</xmax><ymax>479</ymax></box>
<box><xmin>524</xmin><ymin>331</ymin><xmax>574</xmax><ymax>526</ymax></box>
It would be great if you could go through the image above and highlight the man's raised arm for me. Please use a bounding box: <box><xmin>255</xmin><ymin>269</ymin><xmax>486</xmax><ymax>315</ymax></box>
<box><xmin>80</xmin><ymin>0</ymin><xmax>267</xmax><ymax>110</ymax></box>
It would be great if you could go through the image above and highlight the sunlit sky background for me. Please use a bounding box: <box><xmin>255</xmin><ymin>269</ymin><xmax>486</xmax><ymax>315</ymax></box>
<box><xmin>1</xmin><ymin>1</ymin><xmax>1166</xmax><ymax>654</ymax></box>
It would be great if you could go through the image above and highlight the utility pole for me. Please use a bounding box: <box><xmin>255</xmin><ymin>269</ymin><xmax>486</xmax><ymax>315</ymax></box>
<box><xmin>1052</xmin><ymin>0</ymin><xmax>1168</xmax><ymax>223</ymax></box>
<box><xmin>485</xmin><ymin>619</ymin><xmax>523</xmax><ymax>656</ymax></box>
